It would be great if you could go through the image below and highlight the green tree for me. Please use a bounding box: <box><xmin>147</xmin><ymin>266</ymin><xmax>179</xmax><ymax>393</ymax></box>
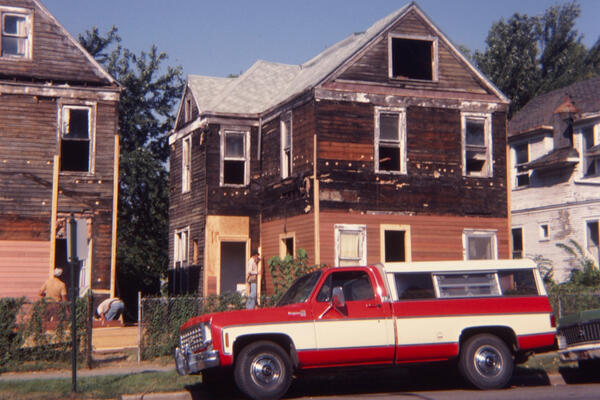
<box><xmin>475</xmin><ymin>1</ymin><xmax>598</xmax><ymax>116</ymax></box>
<box><xmin>556</xmin><ymin>239</ymin><xmax>600</xmax><ymax>287</ymax></box>
<box><xmin>78</xmin><ymin>27</ymin><xmax>183</xmax><ymax>314</ymax></box>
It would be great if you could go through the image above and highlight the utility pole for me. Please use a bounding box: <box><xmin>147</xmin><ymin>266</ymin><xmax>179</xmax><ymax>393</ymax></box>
<box><xmin>68</xmin><ymin>215</ymin><xmax>79</xmax><ymax>393</ymax></box>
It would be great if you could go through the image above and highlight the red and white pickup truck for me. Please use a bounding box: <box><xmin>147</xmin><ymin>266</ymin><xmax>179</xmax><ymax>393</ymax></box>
<box><xmin>175</xmin><ymin>259</ymin><xmax>556</xmax><ymax>400</ymax></box>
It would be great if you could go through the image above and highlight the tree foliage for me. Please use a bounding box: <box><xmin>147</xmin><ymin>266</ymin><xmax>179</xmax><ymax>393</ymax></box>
<box><xmin>475</xmin><ymin>1</ymin><xmax>598</xmax><ymax>116</ymax></box>
<box><xmin>556</xmin><ymin>239</ymin><xmax>600</xmax><ymax>287</ymax></box>
<box><xmin>78</xmin><ymin>27</ymin><xmax>184</xmax><ymax>310</ymax></box>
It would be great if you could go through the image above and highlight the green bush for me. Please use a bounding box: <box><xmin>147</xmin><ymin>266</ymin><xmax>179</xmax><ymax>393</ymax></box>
<box><xmin>268</xmin><ymin>248</ymin><xmax>320</xmax><ymax>304</ymax></box>
<box><xmin>0</xmin><ymin>297</ymin><xmax>26</xmax><ymax>368</ymax></box>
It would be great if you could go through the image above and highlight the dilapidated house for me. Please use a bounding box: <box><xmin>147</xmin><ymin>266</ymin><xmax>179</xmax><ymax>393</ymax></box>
<box><xmin>509</xmin><ymin>77</ymin><xmax>600</xmax><ymax>281</ymax></box>
<box><xmin>169</xmin><ymin>2</ymin><xmax>511</xmax><ymax>296</ymax></box>
<box><xmin>0</xmin><ymin>0</ymin><xmax>120</xmax><ymax>299</ymax></box>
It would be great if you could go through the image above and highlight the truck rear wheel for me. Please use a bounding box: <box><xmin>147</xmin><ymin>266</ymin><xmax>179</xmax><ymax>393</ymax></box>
<box><xmin>234</xmin><ymin>340</ymin><xmax>292</xmax><ymax>400</ymax></box>
<box><xmin>459</xmin><ymin>334</ymin><xmax>513</xmax><ymax>389</ymax></box>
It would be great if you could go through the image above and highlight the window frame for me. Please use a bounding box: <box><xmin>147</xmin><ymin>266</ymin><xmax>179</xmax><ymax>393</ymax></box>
<box><xmin>511</xmin><ymin>141</ymin><xmax>531</xmax><ymax>188</ymax></box>
<box><xmin>58</xmin><ymin>103</ymin><xmax>96</xmax><ymax>174</ymax></box>
<box><xmin>220</xmin><ymin>127</ymin><xmax>250</xmax><ymax>187</ymax></box>
<box><xmin>279</xmin><ymin>232</ymin><xmax>296</xmax><ymax>259</ymax></box>
<box><xmin>461</xmin><ymin>112</ymin><xmax>493</xmax><ymax>178</ymax></box>
<box><xmin>334</xmin><ymin>224</ymin><xmax>367</xmax><ymax>267</ymax></box>
<box><xmin>539</xmin><ymin>223</ymin><xmax>549</xmax><ymax>241</ymax></box>
<box><xmin>511</xmin><ymin>227</ymin><xmax>524</xmax><ymax>259</ymax></box>
<box><xmin>580</xmin><ymin>123</ymin><xmax>600</xmax><ymax>178</ymax></box>
<box><xmin>375</xmin><ymin>107</ymin><xmax>407</xmax><ymax>174</ymax></box>
<box><xmin>586</xmin><ymin>219</ymin><xmax>600</xmax><ymax>266</ymax></box>
<box><xmin>280</xmin><ymin>112</ymin><xmax>293</xmax><ymax>179</ymax></box>
<box><xmin>0</xmin><ymin>6</ymin><xmax>32</xmax><ymax>59</ymax></box>
<box><xmin>462</xmin><ymin>229</ymin><xmax>498</xmax><ymax>260</ymax></box>
<box><xmin>380</xmin><ymin>224</ymin><xmax>411</xmax><ymax>262</ymax></box>
<box><xmin>174</xmin><ymin>227</ymin><xmax>190</xmax><ymax>268</ymax></box>
<box><xmin>387</xmin><ymin>33</ymin><xmax>438</xmax><ymax>82</ymax></box>
<box><xmin>182</xmin><ymin>135</ymin><xmax>192</xmax><ymax>193</ymax></box>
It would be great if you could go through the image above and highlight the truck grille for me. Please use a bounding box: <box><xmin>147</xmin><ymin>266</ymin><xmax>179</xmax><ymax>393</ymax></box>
<box><xmin>180</xmin><ymin>325</ymin><xmax>205</xmax><ymax>353</ymax></box>
<box><xmin>559</xmin><ymin>320</ymin><xmax>600</xmax><ymax>346</ymax></box>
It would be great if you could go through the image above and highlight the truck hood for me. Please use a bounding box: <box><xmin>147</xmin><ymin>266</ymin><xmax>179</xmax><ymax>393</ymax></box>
<box><xmin>181</xmin><ymin>303</ymin><xmax>310</xmax><ymax>332</ymax></box>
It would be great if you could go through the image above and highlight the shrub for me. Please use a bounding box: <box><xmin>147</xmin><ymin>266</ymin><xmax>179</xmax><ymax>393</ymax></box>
<box><xmin>0</xmin><ymin>297</ymin><xmax>26</xmax><ymax>368</ymax></box>
<box><xmin>268</xmin><ymin>248</ymin><xmax>320</xmax><ymax>303</ymax></box>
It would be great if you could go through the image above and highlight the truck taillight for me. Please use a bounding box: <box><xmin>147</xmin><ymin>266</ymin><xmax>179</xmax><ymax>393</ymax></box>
<box><xmin>550</xmin><ymin>313</ymin><xmax>556</xmax><ymax>328</ymax></box>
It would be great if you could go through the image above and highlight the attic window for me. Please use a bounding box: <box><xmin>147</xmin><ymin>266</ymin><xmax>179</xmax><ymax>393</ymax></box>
<box><xmin>1</xmin><ymin>8</ymin><xmax>32</xmax><ymax>58</ymax></box>
<box><xmin>389</xmin><ymin>36</ymin><xmax>436</xmax><ymax>81</ymax></box>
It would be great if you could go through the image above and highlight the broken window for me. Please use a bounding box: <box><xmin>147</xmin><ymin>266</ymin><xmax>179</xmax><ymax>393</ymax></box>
<box><xmin>375</xmin><ymin>107</ymin><xmax>406</xmax><ymax>173</ymax></box>
<box><xmin>174</xmin><ymin>228</ymin><xmax>189</xmax><ymax>267</ymax></box>
<box><xmin>389</xmin><ymin>36</ymin><xmax>435</xmax><ymax>80</ymax></box>
<box><xmin>280</xmin><ymin>234</ymin><xmax>294</xmax><ymax>258</ymax></box>
<box><xmin>587</xmin><ymin>221</ymin><xmax>599</xmax><ymax>266</ymax></box>
<box><xmin>221</xmin><ymin>129</ymin><xmax>248</xmax><ymax>186</ymax></box>
<box><xmin>60</xmin><ymin>106</ymin><xmax>93</xmax><ymax>172</ymax></box>
<box><xmin>463</xmin><ymin>229</ymin><xmax>497</xmax><ymax>260</ymax></box>
<box><xmin>582</xmin><ymin>124</ymin><xmax>600</xmax><ymax>177</ymax></box>
<box><xmin>281</xmin><ymin>113</ymin><xmax>292</xmax><ymax>179</ymax></box>
<box><xmin>384</xmin><ymin>230</ymin><xmax>406</xmax><ymax>262</ymax></box>
<box><xmin>182</xmin><ymin>135</ymin><xmax>192</xmax><ymax>192</ymax></box>
<box><xmin>1</xmin><ymin>9</ymin><xmax>31</xmax><ymax>58</ymax></box>
<box><xmin>511</xmin><ymin>227</ymin><xmax>523</xmax><ymax>259</ymax></box>
<box><xmin>462</xmin><ymin>113</ymin><xmax>492</xmax><ymax>177</ymax></box>
<box><xmin>513</xmin><ymin>142</ymin><xmax>530</xmax><ymax>187</ymax></box>
<box><xmin>335</xmin><ymin>224</ymin><xmax>367</xmax><ymax>267</ymax></box>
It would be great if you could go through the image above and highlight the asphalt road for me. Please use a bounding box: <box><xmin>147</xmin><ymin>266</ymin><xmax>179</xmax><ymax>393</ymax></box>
<box><xmin>183</xmin><ymin>364</ymin><xmax>600</xmax><ymax>400</ymax></box>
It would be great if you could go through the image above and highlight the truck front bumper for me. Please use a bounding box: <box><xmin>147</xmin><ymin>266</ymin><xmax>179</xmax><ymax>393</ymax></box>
<box><xmin>174</xmin><ymin>346</ymin><xmax>220</xmax><ymax>375</ymax></box>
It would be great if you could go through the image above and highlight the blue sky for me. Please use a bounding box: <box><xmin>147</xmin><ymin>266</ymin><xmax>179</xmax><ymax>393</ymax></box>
<box><xmin>42</xmin><ymin>0</ymin><xmax>600</xmax><ymax>78</ymax></box>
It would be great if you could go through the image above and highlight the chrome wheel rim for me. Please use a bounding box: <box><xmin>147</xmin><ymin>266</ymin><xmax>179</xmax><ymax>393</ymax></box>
<box><xmin>474</xmin><ymin>345</ymin><xmax>503</xmax><ymax>377</ymax></box>
<box><xmin>250</xmin><ymin>353</ymin><xmax>282</xmax><ymax>387</ymax></box>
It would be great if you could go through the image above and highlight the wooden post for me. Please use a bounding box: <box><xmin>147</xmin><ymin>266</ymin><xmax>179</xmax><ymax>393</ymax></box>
<box><xmin>313</xmin><ymin>134</ymin><xmax>320</xmax><ymax>265</ymax></box>
<box><xmin>49</xmin><ymin>155</ymin><xmax>60</xmax><ymax>275</ymax></box>
<box><xmin>110</xmin><ymin>135</ymin><xmax>120</xmax><ymax>297</ymax></box>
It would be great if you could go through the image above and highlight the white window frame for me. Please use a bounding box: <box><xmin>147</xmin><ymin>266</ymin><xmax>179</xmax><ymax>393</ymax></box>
<box><xmin>462</xmin><ymin>229</ymin><xmax>498</xmax><ymax>260</ymax></box>
<box><xmin>58</xmin><ymin>103</ymin><xmax>96</xmax><ymax>174</ymax></box>
<box><xmin>174</xmin><ymin>227</ymin><xmax>190</xmax><ymax>267</ymax></box>
<box><xmin>511</xmin><ymin>141</ymin><xmax>531</xmax><ymax>189</ymax></box>
<box><xmin>0</xmin><ymin>6</ymin><xmax>32</xmax><ymax>59</ymax></box>
<box><xmin>375</xmin><ymin>107</ymin><xmax>407</xmax><ymax>174</ymax></box>
<box><xmin>182</xmin><ymin>135</ymin><xmax>192</xmax><ymax>193</ymax></box>
<box><xmin>379</xmin><ymin>224</ymin><xmax>412</xmax><ymax>262</ymax></box>
<box><xmin>579</xmin><ymin>123</ymin><xmax>600</xmax><ymax>178</ymax></box>
<box><xmin>220</xmin><ymin>127</ymin><xmax>250</xmax><ymax>187</ymax></box>
<box><xmin>334</xmin><ymin>224</ymin><xmax>367</xmax><ymax>267</ymax></box>
<box><xmin>461</xmin><ymin>112</ymin><xmax>492</xmax><ymax>177</ymax></box>
<box><xmin>387</xmin><ymin>33</ymin><xmax>438</xmax><ymax>81</ymax></box>
<box><xmin>280</xmin><ymin>112</ymin><xmax>292</xmax><ymax>179</ymax></box>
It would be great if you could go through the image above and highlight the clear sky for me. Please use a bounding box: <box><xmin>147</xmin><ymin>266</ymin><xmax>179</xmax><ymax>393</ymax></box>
<box><xmin>41</xmin><ymin>0</ymin><xmax>600</xmax><ymax>78</ymax></box>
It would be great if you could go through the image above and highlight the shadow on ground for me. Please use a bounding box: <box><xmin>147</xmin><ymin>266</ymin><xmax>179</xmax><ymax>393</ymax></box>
<box><xmin>559</xmin><ymin>366</ymin><xmax>600</xmax><ymax>385</ymax></box>
<box><xmin>185</xmin><ymin>363</ymin><xmax>551</xmax><ymax>400</ymax></box>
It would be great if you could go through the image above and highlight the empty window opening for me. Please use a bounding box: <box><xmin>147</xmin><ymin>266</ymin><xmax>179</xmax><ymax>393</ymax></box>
<box><xmin>587</xmin><ymin>221</ymin><xmax>599</xmax><ymax>265</ymax></box>
<box><xmin>222</xmin><ymin>131</ymin><xmax>247</xmax><ymax>185</ymax></box>
<box><xmin>283</xmin><ymin>237</ymin><xmax>294</xmax><ymax>257</ymax></box>
<box><xmin>390</xmin><ymin>37</ymin><xmax>433</xmax><ymax>80</ymax></box>
<box><xmin>1</xmin><ymin>11</ymin><xmax>30</xmax><ymax>57</ymax></box>
<box><xmin>511</xmin><ymin>228</ymin><xmax>523</xmax><ymax>259</ymax></box>
<box><xmin>60</xmin><ymin>106</ymin><xmax>91</xmax><ymax>172</ymax></box>
<box><xmin>539</xmin><ymin>224</ymin><xmax>549</xmax><ymax>241</ymax></box>
<box><xmin>375</xmin><ymin>108</ymin><xmax>406</xmax><ymax>174</ymax></box>
<box><xmin>385</xmin><ymin>230</ymin><xmax>406</xmax><ymax>262</ymax></box>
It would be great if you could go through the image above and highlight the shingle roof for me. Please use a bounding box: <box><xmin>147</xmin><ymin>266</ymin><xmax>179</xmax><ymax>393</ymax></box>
<box><xmin>508</xmin><ymin>77</ymin><xmax>600</xmax><ymax>137</ymax></box>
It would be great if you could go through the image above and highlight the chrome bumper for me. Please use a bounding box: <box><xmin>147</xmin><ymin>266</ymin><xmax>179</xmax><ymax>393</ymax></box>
<box><xmin>174</xmin><ymin>346</ymin><xmax>220</xmax><ymax>375</ymax></box>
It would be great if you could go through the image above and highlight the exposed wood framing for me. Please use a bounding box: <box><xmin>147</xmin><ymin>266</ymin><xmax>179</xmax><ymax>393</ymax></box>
<box><xmin>49</xmin><ymin>154</ymin><xmax>59</xmax><ymax>276</ymax></box>
<box><xmin>110</xmin><ymin>135</ymin><xmax>120</xmax><ymax>297</ymax></box>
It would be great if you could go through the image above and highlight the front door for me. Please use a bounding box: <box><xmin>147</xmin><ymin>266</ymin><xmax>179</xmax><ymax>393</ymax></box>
<box><xmin>310</xmin><ymin>268</ymin><xmax>395</xmax><ymax>366</ymax></box>
<box><xmin>220</xmin><ymin>242</ymin><xmax>246</xmax><ymax>294</ymax></box>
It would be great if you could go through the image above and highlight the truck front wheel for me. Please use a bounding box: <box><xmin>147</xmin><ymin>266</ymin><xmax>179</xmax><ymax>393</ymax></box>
<box><xmin>459</xmin><ymin>334</ymin><xmax>513</xmax><ymax>389</ymax></box>
<box><xmin>234</xmin><ymin>340</ymin><xmax>292</xmax><ymax>400</ymax></box>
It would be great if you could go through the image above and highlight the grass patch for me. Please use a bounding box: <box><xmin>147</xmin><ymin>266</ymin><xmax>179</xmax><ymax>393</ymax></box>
<box><xmin>0</xmin><ymin>370</ymin><xmax>201</xmax><ymax>400</ymax></box>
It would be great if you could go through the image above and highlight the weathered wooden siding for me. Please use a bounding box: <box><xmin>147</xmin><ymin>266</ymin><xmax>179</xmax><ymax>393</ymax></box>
<box><xmin>0</xmin><ymin>0</ymin><xmax>110</xmax><ymax>85</ymax></box>
<box><xmin>319</xmin><ymin>212</ymin><xmax>509</xmax><ymax>266</ymax></box>
<box><xmin>0</xmin><ymin>240</ymin><xmax>49</xmax><ymax>298</ymax></box>
<box><xmin>337</xmin><ymin>9</ymin><xmax>487</xmax><ymax>95</ymax></box>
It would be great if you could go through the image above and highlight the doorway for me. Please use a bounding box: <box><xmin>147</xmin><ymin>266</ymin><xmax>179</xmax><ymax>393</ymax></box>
<box><xmin>220</xmin><ymin>241</ymin><xmax>246</xmax><ymax>294</ymax></box>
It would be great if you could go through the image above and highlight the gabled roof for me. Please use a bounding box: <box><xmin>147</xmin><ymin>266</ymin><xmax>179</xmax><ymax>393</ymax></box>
<box><xmin>184</xmin><ymin>2</ymin><xmax>506</xmax><ymax>119</ymax></box>
<box><xmin>509</xmin><ymin>77</ymin><xmax>600</xmax><ymax>138</ymax></box>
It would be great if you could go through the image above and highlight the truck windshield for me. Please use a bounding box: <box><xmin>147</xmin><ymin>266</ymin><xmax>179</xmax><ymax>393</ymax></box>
<box><xmin>277</xmin><ymin>270</ymin><xmax>322</xmax><ymax>306</ymax></box>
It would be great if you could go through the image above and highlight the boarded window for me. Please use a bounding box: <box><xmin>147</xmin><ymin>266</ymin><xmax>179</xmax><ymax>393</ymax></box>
<box><xmin>60</xmin><ymin>106</ymin><xmax>91</xmax><ymax>172</ymax></box>
<box><xmin>222</xmin><ymin>130</ymin><xmax>247</xmax><ymax>185</ymax></box>
<box><xmin>511</xmin><ymin>228</ymin><xmax>523</xmax><ymax>259</ymax></box>
<box><xmin>390</xmin><ymin>37</ymin><xmax>433</xmax><ymax>80</ymax></box>
<box><xmin>281</xmin><ymin>114</ymin><xmax>292</xmax><ymax>179</ymax></box>
<box><xmin>335</xmin><ymin>224</ymin><xmax>366</xmax><ymax>267</ymax></box>
<box><xmin>375</xmin><ymin>108</ymin><xmax>405</xmax><ymax>173</ymax></box>
<box><xmin>395</xmin><ymin>273</ymin><xmax>435</xmax><ymax>299</ymax></box>
<box><xmin>1</xmin><ymin>11</ymin><xmax>30</xmax><ymax>58</ymax></box>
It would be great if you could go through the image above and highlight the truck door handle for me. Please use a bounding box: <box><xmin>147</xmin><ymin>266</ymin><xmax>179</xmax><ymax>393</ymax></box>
<box><xmin>366</xmin><ymin>303</ymin><xmax>381</xmax><ymax>308</ymax></box>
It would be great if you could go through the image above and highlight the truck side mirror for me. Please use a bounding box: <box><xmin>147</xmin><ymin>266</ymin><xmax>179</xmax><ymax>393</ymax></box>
<box><xmin>332</xmin><ymin>286</ymin><xmax>347</xmax><ymax>314</ymax></box>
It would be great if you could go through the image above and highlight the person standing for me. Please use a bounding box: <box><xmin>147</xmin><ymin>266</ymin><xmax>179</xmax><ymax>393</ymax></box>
<box><xmin>246</xmin><ymin>251</ymin><xmax>260</xmax><ymax>309</ymax></box>
<box><xmin>39</xmin><ymin>268</ymin><xmax>67</xmax><ymax>301</ymax></box>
